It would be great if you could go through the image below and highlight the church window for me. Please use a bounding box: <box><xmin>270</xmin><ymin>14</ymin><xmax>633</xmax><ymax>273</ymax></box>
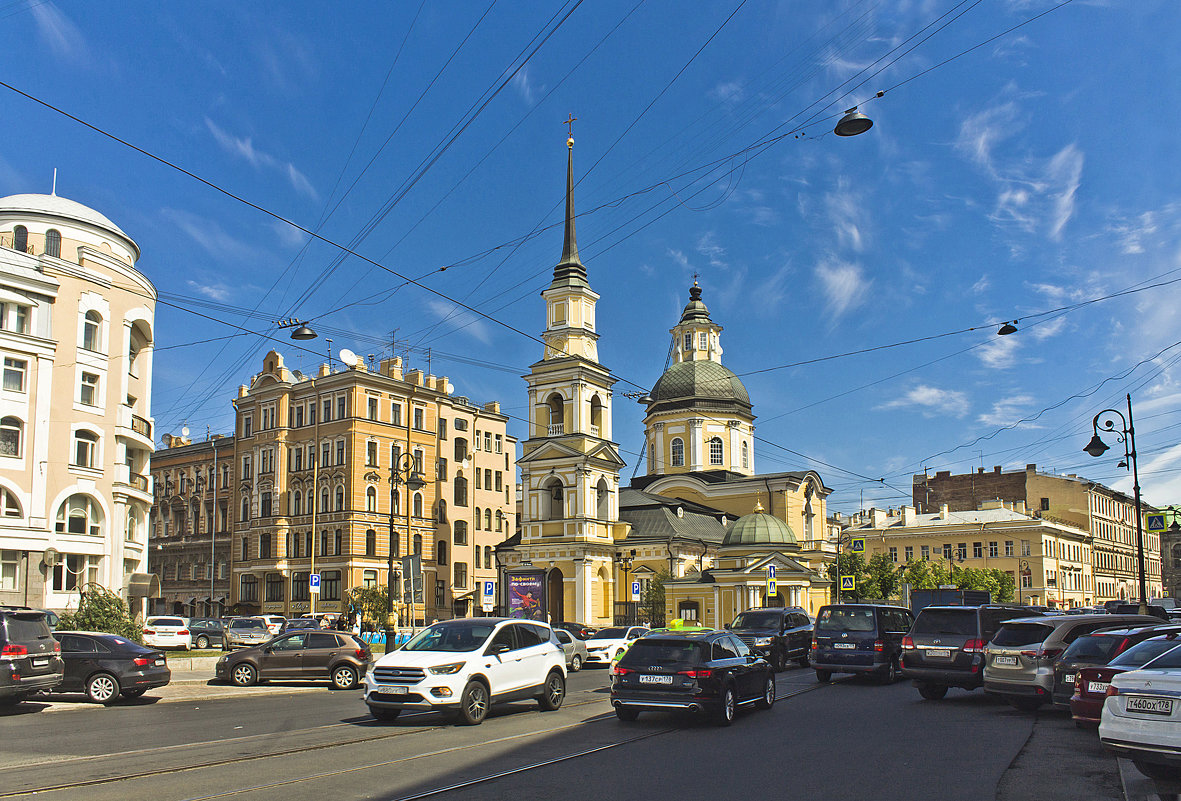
<box><xmin>742</xmin><ymin>441</ymin><xmax>749</xmax><ymax>469</ymax></box>
<box><xmin>699</xmin><ymin>332</ymin><xmax>708</xmax><ymax>350</ymax></box>
<box><xmin>671</xmin><ymin>438</ymin><xmax>684</xmax><ymax>467</ymax></box>
<box><xmin>683</xmin><ymin>333</ymin><xmax>692</xmax><ymax>351</ymax></box>
<box><xmin>708</xmin><ymin>437</ymin><xmax>723</xmax><ymax>466</ymax></box>
<box><xmin>45</xmin><ymin>229</ymin><xmax>61</xmax><ymax>258</ymax></box>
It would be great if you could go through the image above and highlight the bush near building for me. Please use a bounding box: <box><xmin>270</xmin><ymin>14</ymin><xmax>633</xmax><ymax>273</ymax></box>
<box><xmin>56</xmin><ymin>584</ymin><xmax>142</xmax><ymax>643</ymax></box>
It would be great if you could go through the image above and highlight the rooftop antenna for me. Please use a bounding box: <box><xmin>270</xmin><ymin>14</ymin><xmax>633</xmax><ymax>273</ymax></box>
<box><xmin>51</xmin><ymin>168</ymin><xmax>57</xmax><ymax>196</ymax></box>
<box><xmin>325</xmin><ymin>338</ymin><xmax>333</xmax><ymax>370</ymax></box>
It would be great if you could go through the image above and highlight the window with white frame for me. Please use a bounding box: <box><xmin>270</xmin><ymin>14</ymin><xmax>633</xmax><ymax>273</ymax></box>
<box><xmin>366</xmin><ymin>486</ymin><xmax>377</xmax><ymax>512</ymax></box>
<box><xmin>82</xmin><ymin>310</ymin><xmax>102</xmax><ymax>352</ymax></box>
<box><xmin>1</xmin><ymin>487</ymin><xmax>21</xmax><ymax>518</ymax></box>
<box><xmin>79</xmin><ymin>372</ymin><xmax>99</xmax><ymax>406</ymax></box>
<box><xmin>55</xmin><ymin>494</ymin><xmax>102</xmax><ymax>536</ymax></box>
<box><xmin>0</xmin><ymin>303</ymin><xmax>30</xmax><ymax>334</ymax></box>
<box><xmin>0</xmin><ymin>549</ymin><xmax>18</xmax><ymax>590</ymax></box>
<box><xmin>671</xmin><ymin>438</ymin><xmax>684</xmax><ymax>467</ymax></box>
<box><xmin>0</xmin><ymin>416</ymin><xmax>21</xmax><ymax>457</ymax></box>
<box><xmin>72</xmin><ymin>430</ymin><xmax>98</xmax><ymax>468</ymax></box>
<box><xmin>3</xmin><ymin>358</ymin><xmax>26</xmax><ymax>392</ymax></box>
<box><xmin>708</xmin><ymin>437</ymin><xmax>723</xmax><ymax>466</ymax></box>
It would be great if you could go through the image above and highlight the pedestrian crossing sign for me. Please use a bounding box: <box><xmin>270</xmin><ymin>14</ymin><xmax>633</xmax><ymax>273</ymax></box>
<box><xmin>1147</xmin><ymin>514</ymin><xmax>1166</xmax><ymax>533</ymax></box>
<box><xmin>768</xmin><ymin>579</ymin><xmax>777</xmax><ymax>596</ymax></box>
<box><xmin>851</xmin><ymin>538</ymin><xmax>865</xmax><ymax>553</ymax></box>
<box><xmin>840</xmin><ymin>575</ymin><xmax>856</xmax><ymax>591</ymax></box>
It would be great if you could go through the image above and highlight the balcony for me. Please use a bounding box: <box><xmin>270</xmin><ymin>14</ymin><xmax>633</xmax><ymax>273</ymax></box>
<box><xmin>117</xmin><ymin>405</ymin><xmax>155</xmax><ymax>449</ymax></box>
<box><xmin>548</xmin><ymin>424</ymin><xmax>564</xmax><ymax>436</ymax></box>
<box><xmin>114</xmin><ymin>464</ymin><xmax>152</xmax><ymax>499</ymax></box>
<box><xmin>132</xmin><ymin>414</ymin><xmax>152</xmax><ymax>439</ymax></box>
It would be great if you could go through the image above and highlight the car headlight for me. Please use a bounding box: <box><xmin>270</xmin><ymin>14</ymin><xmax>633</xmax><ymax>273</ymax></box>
<box><xmin>428</xmin><ymin>662</ymin><xmax>466</xmax><ymax>675</ymax></box>
<box><xmin>754</xmin><ymin>637</ymin><xmax>773</xmax><ymax>646</ymax></box>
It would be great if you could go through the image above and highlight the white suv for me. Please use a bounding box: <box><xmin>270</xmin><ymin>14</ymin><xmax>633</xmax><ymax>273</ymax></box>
<box><xmin>365</xmin><ymin>618</ymin><xmax>567</xmax><ymax>725</ymax></box>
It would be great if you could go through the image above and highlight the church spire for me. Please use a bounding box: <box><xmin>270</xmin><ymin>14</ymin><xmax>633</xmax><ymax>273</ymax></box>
<box><xmin>553</xmin><ymin>126</ymin><xmax>588</xmax><ymax>286</ymax></box>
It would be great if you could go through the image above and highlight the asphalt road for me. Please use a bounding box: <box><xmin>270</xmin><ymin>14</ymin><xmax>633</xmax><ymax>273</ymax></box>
<box><xmin>0</xmin><ymin>666</ymin><xmax>1128</xmax><ymax>801</ymax></box>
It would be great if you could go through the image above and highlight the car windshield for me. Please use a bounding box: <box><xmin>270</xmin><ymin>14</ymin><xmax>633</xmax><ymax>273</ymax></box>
<box><xmin>817</xmin><ymin>608</ymin><xmax>876</xmax><ymax>633</ymax></box>
<box><xmin>1110</xmin><ymin>638</ymin><xmax>1181</xmax><ymax>668</ymax></box>
<box><xmin>400</xmin><ymin>622</ymin><xmax>496</xmax><ymax>652</ymax></box>
<box><xmin>991</xmin><ymin>622</ymin><xmax>1054</xmax><ymax>647</ymax></box>
<box><xmin>1062</xmin><ymin>635</ymin><xmax>1125</xmax><ymax>662</ymax></box>
<box><xmin>912</xmin><ymin>609</ymin><xmax>976</xmax><ymax>636</ymax></box>
<box><xmin>591</xmin><ymin>627</ymin><xmax>628</xmax><ymax>640</ymax></box>
<box><xmin>619</xmin><ymin>640</ymin><xmax>705</xmax><ymax>667</ymax></box>
<box><xmin>732</xmin><ymin>612</ymin><xmax>782</xmax><ymax>629</ymax></box>
<box><xmin>231</xmin><ymin>619</ymin><xmax>266</xmax><ymax>630</ymax></box>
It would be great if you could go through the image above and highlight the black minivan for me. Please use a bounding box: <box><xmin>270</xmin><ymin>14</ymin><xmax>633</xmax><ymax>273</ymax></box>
<box><xmin>811</xmin><ymin>603</ymin><xmax>914</xmax><ymax>683</ymax></box>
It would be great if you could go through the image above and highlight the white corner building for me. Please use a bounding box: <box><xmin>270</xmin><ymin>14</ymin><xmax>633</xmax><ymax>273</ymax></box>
<box><xmin>0</xmin><ymin>192</ymin><xmax>156</xmax><ymax>614</ymax></box>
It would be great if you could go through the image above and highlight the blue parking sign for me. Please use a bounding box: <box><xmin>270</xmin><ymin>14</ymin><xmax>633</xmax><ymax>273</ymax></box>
<box><xmin>309</xmin><ymin>573</ymin><xmax>321</xmax><ymax>592</ymax></box>
<box><xmin>483</xmin><ymin>581</ymin><xmax>495</xmax><ymax>598</ymax></box>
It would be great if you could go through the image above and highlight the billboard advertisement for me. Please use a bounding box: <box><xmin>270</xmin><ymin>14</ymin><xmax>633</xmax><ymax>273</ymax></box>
<box><xmin>508</xmin><ymin>573</ymin><xmax>545</xmax><ymax>620</ymax></box>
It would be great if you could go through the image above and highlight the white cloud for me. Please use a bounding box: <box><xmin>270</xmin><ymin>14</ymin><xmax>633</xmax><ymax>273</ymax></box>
<box><xmin>426</xmin><ymin>300</ymin><xmax>492</xmax><ymax>345</ymax></box>
<box><xmin>977</xmin><ymin>394</ymin><xmax>1035</xmax><ymax>427</ymax></box>
<box><xmin>695</xmin><ymin>232</ymin><xmax>727</xmax><ymax>269</ymax></box>
<box><xmin>709</xmin><ymin>81</ymin><xmax>744</xmax><ymax>104</ymax></box>
<box><xmin>1046</xmin><ymin>144</ymin><xmax>1083</xmax><ymax>241</ymax></box>
<box><xmin>1107</xmin><ymin>209</ymin><xmax>1162</xmax><ymax>255</ymax></box>
<box><xmin>205</xmin><ymin>118</ymin><xmax>318</xmax><ymax>200</ymax></box>
<box><xmin>162</xmin><ymin>207</ymin><xmax>265</xmax><ymax>264</ymax></box>
<box><xmin>1029</xmin><ymin>315</ymin><xmax>1066</xmax><ymax>341</ymax></box>
<box><xmin>880</xmin><ymin>385</ymin><xmax>970</xmax><ymax>418</ymax></box>
<box><xmin>270</xmin><ymin>221</ymin><xmax>310</xmax><ymax>249</ymax></box>
<box><xmin>31</xmin><ymin>3</ymin><xmax>88</xmax><ymax>62</ymax></box>
<box><xmin>814</xmin><ymin>258</ymin><xmax>870</xmax><ymax>318</ymax></box>
<box><xmin>511</xmin><ymin>65</ymin><xmax>542</xmax><ymax>105</ymax></box>
<box><xmin>825</xmin><ymin>182</ymin><xmax>867</xmax><ymax>253</ymax></box>
<box><xmin>975</xmin><ymin>333</ymin><xmax>1020</xmax><ymax>369</ymax></box>
<box><xmin>185</xmin><ymin>280</ymin><xmax>233</xmax><ymax>302</ymax></box>
<box><xmin>971</xmin><ymin>275</ymin><xmax>990</xmax><ymax>294</ymax></box>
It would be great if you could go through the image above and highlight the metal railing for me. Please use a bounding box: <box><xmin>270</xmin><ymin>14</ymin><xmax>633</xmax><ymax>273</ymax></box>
<box><xmin>131</xmin><ymin>414</ymin><xmax>152</xmax><ymax>438</ymax></box>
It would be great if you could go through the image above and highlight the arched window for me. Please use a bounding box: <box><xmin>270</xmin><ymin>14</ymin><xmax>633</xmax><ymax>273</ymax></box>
<box><xmin>12</xmin><ymin>225</ymin><xmax>27</xmax><ymax>253</ymax></box>
<box><xmin>474</xmin><ymin>507</ymin><xmax>482</xmax><ymax>530</ymax></box>
<box><xmin>1</xmin><ymin>487</ymin><xmax>21</xmax><ymax>517</ymax></box>
<box><xmin>670</xmin><ymin>438</ymin><xmax>684</xmax><ymax>467</ymax></box>
<box><xmin>45</xmin><ymin>228</ymin><xmax>61</xmax><ymax>258</ymax></box>
<box><xmin>292</xmin><ymin>490</ymin><xmax>302</xmax><ymax>516</ymax></box>
<box><xmin>82</xmin><ymin>310</ymin><xmax>102</xmax><ymax>352</ymax></box>
<box><xmin>496</xmin><ymin>510</ymin><xmax>505</xmax><ymax>532</ymax></box>
<box><xmin>484</xmin><ymin>507</ymin><xmax>493</xmax><ymax>529</ymax></box>
<box><xmin>1172</xmin><ymin>543</ymin><xmax>1181</xmax><ymax>570</ymax></box>
<box><xmin>546</xmin><ymin>480</ymin><xmax>563</xmax><ymax>520</ymax></box>
<box><xmin>590</xmin><ymin>395</ymin><xmax>604</xmax><ymax>434</ymax></box>
<box><xmin>320</xmin><ymin>488</ymin><xmax>329</xmax><ymax>512</ymax></box>
<box><xmin>413</xmin><ymin>533</ymin><xmax>422</xmax><ymax>556</ymax></box>
<box><xmin>126</xmin><ymin>504</ymin><xmax>142</xmax><ymax>541</ymax></box>
<box><xmin>437</xmin><ymin>540</ymin><xmax>448</xmax><ymax>565</ymax></box>
<box><xmin>55</xmin><ymin>494</ymin><xmax>102</xmax><ymax>536</ymax></box>
<box><xmin>365</xmin><ymin>529</ymin><xmax>376</xmax><ymax>556</ymax></box>
<box><xmin>335</xmin><ymin>486</ymin><xmax>344</xmax><ymax>511</ymax></box>
<box><xmin>596</xmin><ymin>477</ymin><xmax>610</xmax><ymax>519</ymax></box>
<box><xmin>742</xmin><ymin>441</ymin><xmax>749</xmax><ymax>469</ymax></box>
<box><xmin>709</xmin><ymin>437</ymin><xmax>724</xmax><ymax>466</ymax></box>
<box><xmin>413</xmin><ymin>492</ymin><xmax>423</xmax><ymax>518</ymax></box>
<box><xmin>0</xmin><ymin>416</ymin><xmax>21</xmax><ymax>457</ymax></box>
<box><xmin>240</xmin><ymin>496</ymin><xmax>250</xmax><ymax>522</ymax></box>
<box><xmin>546</xmin><ymin>393</ymin><xmax>564</xmax><ymax>434</ymax></box>
<box><xmin>73</xmin><ymin>430</ymin><xmax>98</xmax><ymax>468</ymax></box>
<box><xmin>435</xmin><ymin>499</ymin><xmax>447</xmax><ymax>523</ymax></box>
<box><xmin>366</xmin><ymin>486</ymin><xmax>377</xmax><ymax>512</ymax></box>
<box><xmin>454</xmin><ymin>475</ymin><xmax>468</xmax><ymax>506</ymax></box>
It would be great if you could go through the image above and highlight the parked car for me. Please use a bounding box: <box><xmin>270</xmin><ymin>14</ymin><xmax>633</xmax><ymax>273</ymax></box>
<box><xmin>259</xmin><ymin>615</ymin><xmax>287</xmax><ymax>636</ymax></box>
<box><xmin>1072</xmin><ymin>634</ymin><xmax>1181</xmax><ymax>725</ymax></box>
<box><xmin>283</xmin><ymin>619</ymin><xmax>322</xmax><ymax>632</ymax></box>
<box><xmin>553</xmin><ymin>621</ymin><xmax>597</xmax><ymax>640</ymax></box>
<box><xmin>363</xmin><ymin>618</ymin><xmax>567</xmax><ymax>725</ymax></box>
<box><xmin>983</xmin><ymin>613</ymin><xmax>1162</xmax><ymax>711</ymax></box>
<box><xmin>1100</xmin><ymin>665</ymin><xmax>1181</xmax><ymax>779</ymax></box>
<box><xmin>811</xmin><ymin>603</ymin><xmax>914</xmax><ymax>683</ymax></box>
<box><xmin>554</xmin><ymin>628</ymin><xmax>587</xmax><ymax>672</ymax></box>
<box><xmin>223</xmin><ymin>617</ymin><xmax>272</xmax><ymax>650</ymax></box>
<box><xmin>51</xmin><ymin>631</ymin><xmax>171</xmax><ymax>704</ymax></box>
<box><xmin>902</xmin><ymin>605</ymin><xmax>1044</xmax><ymax>700</ymax></box>
<box><xmin>141</xmin><ymin>616</ymin><xmax>191</xmax><ymax>650</ymax></box>
<box><xmin>216</xmin><ymin>630</ymin><xmax>371</xmax><ymax>690</ymax></box>
<box><xmin>610</xmin><ymin>629</ymin><xmax>775</xmax><ymax>726</ymax></box>
<box><xmin>0</xmin><ymin>605</ymin><xmax>63</xmax><ymax>706</ymax></box>
<box><xmin>584</xmin><ymin>626</ymin><xmax>649</xmax><ymax>666</ymax></box>
<box><xmin>188</xmin><ymin>618</ymin><xmax>225</xmax><ymax>650</ymax></box>
<box><xmin>728</xmin><ymin>606</ymin><xmax>813</xmax><ymax>672</ymax></box>
<box><xmin>1052</xmin><ymin>624</ymin><xmax>1181</xmax><ymax>708</ymax></box>
<box><xmin>1110</xmin><ymin>603</ymin><xmax>1171</xmax><ymax>620</ymax></box>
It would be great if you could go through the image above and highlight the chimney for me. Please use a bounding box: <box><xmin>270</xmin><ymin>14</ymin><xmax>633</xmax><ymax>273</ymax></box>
<box><xmin>993</xmin><ymin>465</ymin><xmax>1002</xmax><ymax>473</ymax></box>
<box><xmin>380</xmin><ymin>356</ymin><xmax>403</xmax><ymax>380</ymax></box>
<box><xmin>1014</xmin><ymin>500</ymin><xmax>1026</xmax><ymax>514</ymax></box>
<box><xmin>902</xmin><ymin>506</ymin><xmax>917</xmax><ymax>526</ymax></box>
<box><xmin>939</xmin><ymin>504</ymin><xmax>949</xmax><ymax>520</ymax></box>
<box><xmin>483</xmin><ymin>401</ymin><xmax>501</xmax><ymax>414</ymax></box>
<box><xmin>870</xmin><ymin>507</ymin><xmax>888</xmax><ymax>528</ymax></box>
<box><xmin>407</xmin><ymin>369</ymin><xmax>424</xmax><ymax>386</ymax></box>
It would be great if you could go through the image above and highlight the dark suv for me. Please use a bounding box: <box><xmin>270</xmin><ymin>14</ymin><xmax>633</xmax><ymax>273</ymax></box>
<box><xmin>811</xmin><ymin>604</ymin><xmax>914</xmax><ymax>683</ymax></box>
<box><xmin>901</xmin><ymin>605</ymin><xmax>1043</xmax><ymax>700</ymax></box>
<box><xmin>610</xmin><ymin>629</ymin><xmax>775</xmax><ymax>726</ymax></box>
<box><xmin>728</xmin><ymin>607</ymin><xmax>813</xmax><ymax>671</ymax></box>
<box><xmin>0</xmin><ymin>606</ymin><xmax>64</xmax><ymax>706</ymax></box>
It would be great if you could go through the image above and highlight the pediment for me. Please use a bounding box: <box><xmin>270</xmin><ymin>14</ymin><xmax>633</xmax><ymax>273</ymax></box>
<box><xmin>519</xmin><ymin>441</ymin><xmax>586</xmax><ymax>463</ymax></box>
<box><xmin>585</xmin><ymin>441</ymin><xmax>626</xmax><ymax>468</ymax></box>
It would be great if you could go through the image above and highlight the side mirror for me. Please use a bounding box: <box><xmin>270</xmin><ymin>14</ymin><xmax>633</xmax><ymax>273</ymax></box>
<box><xmin>723</xmin><ymin>623</ymin><xmax>731</xmax><ymax>630</ymax></box>
<box><xmin>488</xmin><ymin>643</ymin><xmax>511</xmax><ymax>656</ymax></box>
<box><xmin>746</xmin><ymin>655</ymin><xmax>758</xmax><ymax>663</ymax></box>
<box><xmin>263</xmin><ymin>646</ymin><xmax>273</xmax><ymax>654</ymax></box>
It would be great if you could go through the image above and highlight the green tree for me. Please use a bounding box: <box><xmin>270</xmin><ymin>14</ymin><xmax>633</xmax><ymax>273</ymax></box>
<box><xmin>865</xmin><ymin>553</ymin><xmax>901</xmax><ymax>600</ymax></box>
<box><xmin>640</xmin><ymin>569</ymin><xmax>669</xmax><ymax>627</ymax></box>
<box><xmin>829</xmin><ymin>551</ymin><xmax>869</xmax><ymax>600</ymax></box>
<box><xmin>901</xmin><ymin>559</ymin><xmax>952</xmax><ymax>590</ymax></box>
<box><xmin>347</xmin><ymin>584</ymin><xmax>392</xmax><ymax>629</ymax></box>
<box><xmin>57</xmin><ymin>584</ymin><xmax>141</xmax><ymax>642</ymax></box>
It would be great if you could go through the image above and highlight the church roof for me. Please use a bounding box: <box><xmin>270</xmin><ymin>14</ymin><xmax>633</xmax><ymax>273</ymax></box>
<box><xmin>618</xmin><ymin>488</ymin><xmax>729</xmax><ymax>543</ymax></box>
<box><xmin>648</xmin><ymin>359</ymin><xmax>751</xmax><ymax>414</ymax></box>
<box><xmin>550</xmin><ymin>137</ymin><xmax>589</xmax><ymax>288</ymax></box>
<box><xmin>0</xmin><ymin>193</ymin><xmax>139</xmax><ymax>257</ymax></box>
<box><xmin>678</xmin><ymin>283</ymin><xmax>713</xmax><ymax>325</ymax></box>
<box><xmin>721</xmin><ymin>506</ymin><xmax>798</xmax><ymax>547</ymax></box>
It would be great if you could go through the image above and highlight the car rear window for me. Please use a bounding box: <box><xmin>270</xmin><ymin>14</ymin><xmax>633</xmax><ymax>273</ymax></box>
<box><xmin>817</xmin><ymin>608</ymin><xmax>876</xmax><ymax>633</ymax></box>
<box><xmin>4</xmin><ymin>614</ymin><xmax>50</xmax><ymax>642</ymax></box>
<box><xmin>912</xmin><ymin>609</ymin><xmax>977</xmax><ymax>636</ymax></box>
<box><xmin>1061</xmin><ymin>635</ymin><xmax>1124</xmax><ymax>662</ymax></box>
<box><xmin>619</xmin><ymin>640</ymin><xmax>706</xmax><ymax>667</ymax></box>
<box><xmin>152</xmin><ymin>618</ymin><xmax>185</xmax><ymax>627</ymax></box>
<box><xmin>992</xmin><ymin>622</ymin><xmax>1054</xmax><ymax>647</ymax></box>
<box><xmin>1110</xmin><ymin>638</ymin><xmax>1181</xmax><ymax>669</ymax></box>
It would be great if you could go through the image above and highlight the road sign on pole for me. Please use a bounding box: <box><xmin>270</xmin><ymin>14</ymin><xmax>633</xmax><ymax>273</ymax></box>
<box><xmin>308</xmin><ymin>573</ymin><xmax>321</xmax><ymax>594</ymax></box>
<box><xmin>481</xmin><ymin>580</ymin><xmax>495</xmax><ymax>613</ymax></box>
<box><xmin>767</xmin><ymin>565</ymin><xmax>777</xmax><ymax>595</ymax></box>
<box><xmin>1147</xmin><ymin>514</ymin><xmax>1166</xmax><ymax>533</ymax></box>
<box><xmin>840</xmin><ymin>575</ymin><xmax>856</xmax><ymax>591</ymax></box>
<box><xmin>631</xmin><ymin>581</ymin><xmax>641</xmax><ymax>602</ymax></box>
<box><xmin>851</xmin><ymin>538</ymin><xmax>865</xmax><ymax>553</ymax></box>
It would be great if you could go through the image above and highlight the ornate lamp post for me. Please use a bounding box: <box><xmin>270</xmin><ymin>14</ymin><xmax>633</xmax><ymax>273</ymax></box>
<box><xmin>388</xmin><ymin>453</ymin><xmax>425</xmax><ymax>644</ymax></box>
<box><xmin>614</xmin><ymin>548</ymin><xmax>637</xmax><ymax>625</ymax></box>
<box><xmin>1084</xmin><ymin>394</ymin><xmax>1148</xmax><ymax>615</ymax></box>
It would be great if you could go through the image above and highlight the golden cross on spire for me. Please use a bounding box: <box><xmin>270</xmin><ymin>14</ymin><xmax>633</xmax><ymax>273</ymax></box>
<box><xmin>564</xmin><ymin>114</ymin><xmax>577</xmax><ymax>137</ymax></box>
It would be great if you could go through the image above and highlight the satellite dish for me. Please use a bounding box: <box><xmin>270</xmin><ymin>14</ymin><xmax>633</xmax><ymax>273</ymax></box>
<box><xmin>338</xmin><ymin>348</ymin><xmax>358</xmax><ymax>367</ymax></box>
<box><xmin>43</xmin><ymin>547</ymin><xmax>60</xmax><ymax>567</ymax></box>
<box><xmin>181</xmin><ymin>426</ymin><xmax>190</xmax><ymax>437</ymax></box>
<box><xmin>445</xmin><ymin>382</ymin><xmax>455</xmax><ymax>395</ymax></box>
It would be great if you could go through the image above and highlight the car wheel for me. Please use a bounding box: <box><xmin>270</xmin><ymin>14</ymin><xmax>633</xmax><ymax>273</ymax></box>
<box><xmin>714</xmin><ymin>685</ymin><xmax>736</xmax><ymax>726</ymax></box>
<box><xmin>918</xmin><ymin>683</ymin><xmax>948</xmax><ymax>701</ymax></box>
<box><xmin>196</xmin><ymin>635</ymin><xmax>210</xmax><ymax>649</ymax></box>
<box><xmin>457</xmin><ymin>681</ymin><xmax>489</xmax><ymax>726</ymax></box>
<box><xmin>570</xmin><ymin>654</ymin><xmax>582</xmax><ymax>672</ymax></box>
<box><xmin>121</xmin><ymin>688</ymin><xmax>148</xmax><ymax>699</ymax></box>
<box><xmin>86</xmin><ymin>673</ymin><xmax>120</xmax><ymax>704</ymax></box>
<box><xmin>1008</xmin><ymin>697</ymin><xmax>1043</xmax><ymax>713</ymax></box>
<box><xmin>1134</xmin><ymin>760</ymin><xmax>1181</xmax><ymax>781</ymax></box>
<box><xmin>231</xmin><ymin>663</ymin><xmax>258</xmax><ymax>687</ymax></box>
<box><xmin>815</xmin><ymin>669</ymin><xmax>832</xmax><ymax>683</ymax></box>
<box><xmin>331</xmin><ymin>665</ymin><xmax>358</xmax><ymax>691</ymax></box>
<box><xmin>538</xmin><ymin>670</ymin><xmax>565</xmax><ymax>711</ymax></box>
<box><xmin>615</xmin><ymin>706</ymin><xmax>639</xmax><ymax>721</ymax></box>
<box><xmin>369</xmin><ymin>706</ymin><xmax>401</xmax><ymax>722</ymax></box>
<box><xmin>755</xmin><ymin>675</ymin><xmax>776</xmax><ymax>710</ymax></box>
<box><xmin>797</xmin><ymin>653</ymin><xmax>810</xmax><ymax>669</ymax></box>
<box><xmin>880</xmin><ymin>659</ymin><xmax>899</xmax><ymax>684</ymax></box>
<box><xmin>771</xmin><ymin>650</ymin><xmax>786</xmax><ymax>673</ymax></box>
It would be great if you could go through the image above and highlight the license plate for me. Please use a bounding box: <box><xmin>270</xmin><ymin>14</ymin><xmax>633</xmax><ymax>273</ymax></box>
<box><xmin>638</xmin><ymin>674</ymin><xmax>673</xmax><ymax>684</ymax></box>
<box><xmin>1088</xmin><ymin>681</ymin><xmax>1109</xmax><ymax>694</ymax></box>
<box><xmin>834</xmin><ymin>643</ymin><xmax>855</xmax><ymax>649</ymax></box>
<box><xmin>927</xmin><ymin>649</ymin><xmax>951</xmax><ymax>658</ymax></box>
<box><xmin>1127</xmin><ymin>696</ymin><xmax>1174</xmax><ymax>715</ymax></box>
<box><xmin>993</xmin><ymin>655</ymin><xmax>1018</xmax><ymax>666</ymax></box>
<box><xmin>155</xmin><ymin>658</ymin><xmax>165</xmax><ymax>666</ymax></box>
<box><xmin>388</xmin><ymin>686</ymin><xmax>408</xmax><ymax>695</ymax></box>
<box><xmin>1063</xmin><ymin>673</ymin><xmax>1075</xmax><ymax>684</ymax></box>
<box><xmin>31</xmin><ymin>657</ymin><xmax>48</xmax><ymax>668</ymax></box>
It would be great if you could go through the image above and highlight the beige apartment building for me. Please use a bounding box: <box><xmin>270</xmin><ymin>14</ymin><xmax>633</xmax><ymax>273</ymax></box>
<box><xmin>915</xmin><ymin>464</ymin><xmax>1162</xmax><ymax>603</ymax></box>
<box><xmin>230</xmin><ymin>350</ymin><xmax>514</xmax><ymax>623</ymax></box>
<box><xmin>0</xmin><ymin>192</ymin><xmax>156</xmax><ymax>614</ymax></box>
<box><xmin>849</xmin><ymin>500</ymin><xmax>1095</xmax><ymax>608</ymax></box>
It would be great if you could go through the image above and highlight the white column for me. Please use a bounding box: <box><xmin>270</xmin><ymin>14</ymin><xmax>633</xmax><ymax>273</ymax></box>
<box><xmin>713</xmin><ymin>585</ymin><xmax>721</xmax><ymax>628</ymax></box>
<box><xmin>574</xmin><ymin>559</ymin><xmax>589</xmax><ymax>623</ymax></box>
<box><xmin>689</xmin><ymin>419</ymin><xmax>703</xmax><ymax>471</ymax></box>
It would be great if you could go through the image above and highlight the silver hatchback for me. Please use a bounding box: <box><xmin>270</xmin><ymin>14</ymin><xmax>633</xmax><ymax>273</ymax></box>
<box><xmin>984</xmin><ymin>613</ymin><xmax>1162</xmax><ymax>711</ymax></box>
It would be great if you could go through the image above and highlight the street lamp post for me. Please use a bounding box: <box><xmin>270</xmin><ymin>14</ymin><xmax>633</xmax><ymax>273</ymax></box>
<box><xmin>388</xmin><ymin>453</ymin><xmax>425</xmax><ymax>646</ymax></box>
<box><xmin>1017</xmin><ymin>559</ymin><xmax>1030</xmax><ymax>605</ymax></box>
<box><xmin>614</xmin><ymin>549</ymin><xmax>636</xmax><ymax>625</ymax></box>
<box><xmin>1084</xmin><ymin>393</ymin><xmax>1149</xmax><ymax>616</ymax></box>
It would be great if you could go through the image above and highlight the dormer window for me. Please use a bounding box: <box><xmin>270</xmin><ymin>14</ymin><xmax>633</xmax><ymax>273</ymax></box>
<box><xmin>12</xmin><ymin>226</ymin><xmax>27</xmax><ymax>253</ymax></box>
<box><xmin>45</xmin><ymin>229</ymin><xmax>61</xmax><ymax>258</ymax></box>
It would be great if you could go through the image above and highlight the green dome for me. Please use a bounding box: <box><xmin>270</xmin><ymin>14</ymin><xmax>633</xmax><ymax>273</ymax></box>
<box><xmin>722</xmin><ymin>511</ymin><xmax>797</xmax><ymax>547</ymax></box>
<box><xmin>648</xmin><ymin>360</ymin><xmax>751</xmax><ymax>413</ymax></box>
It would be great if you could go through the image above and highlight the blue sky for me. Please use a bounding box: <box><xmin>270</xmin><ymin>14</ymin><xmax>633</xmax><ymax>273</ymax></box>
<box><xmin>2</xmin><ymin>0</ymin><xmax>1179</xmax><ymax>515</ymax></box>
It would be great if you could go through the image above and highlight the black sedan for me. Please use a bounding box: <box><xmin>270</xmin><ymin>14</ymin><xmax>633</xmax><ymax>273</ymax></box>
<box><xmin>610</xmin><ymin>630</ymin><xmax>775</xmax><ymax>726</ymax></box>
<box><xmin>51</xmin><ymin>631</ymin><xmax>171</xmax><ymax>704</ymax></box>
